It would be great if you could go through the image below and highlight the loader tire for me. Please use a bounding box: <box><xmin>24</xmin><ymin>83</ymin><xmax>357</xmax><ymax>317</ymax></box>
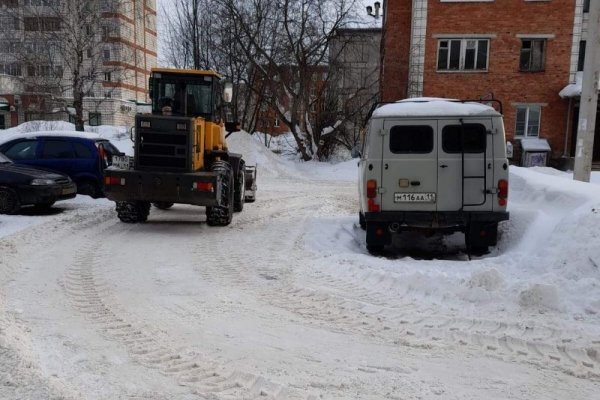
<box><xmin>206</xmin><ymin>161</ymin><xmax>233</xmax><ymax>226</ymax></box>
<box><xmin>116</xmin><ymin>201</ymin><xmax>151</xmax><ymax>223</ymax></box>
<box><xmin>234</xmin><ymin>161</ymin><xmax>246</xmax><ymax>212</ymax></box>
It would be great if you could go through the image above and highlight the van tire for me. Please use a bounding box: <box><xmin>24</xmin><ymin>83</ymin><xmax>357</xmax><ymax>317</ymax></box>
<box><xmin>366</xmin><ymin>244</ymin><xmax>384</xmax><ymax>254</ymax></box>
<box><xmin>359</xmin><ymin>212</ymin><xmax>366</xmax><ymax>230</ymax></box>
<box><xmin>465</xmin><ymin>222</ymin><xmax>494</xmax><ymax>254</ymax></box>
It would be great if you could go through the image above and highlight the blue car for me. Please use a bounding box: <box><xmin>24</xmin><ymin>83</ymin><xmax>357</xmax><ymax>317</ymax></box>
<box><xmin>0</xmin><ymin>133</ymin><xmax>123</xmax><ymax>198</ymax></box>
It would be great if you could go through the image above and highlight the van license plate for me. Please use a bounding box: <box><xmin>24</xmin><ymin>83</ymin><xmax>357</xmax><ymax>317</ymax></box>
<box><xmin>394</xmin><ymin>192</ymin><xmax>436</xmax><ymax>203</ymax></box>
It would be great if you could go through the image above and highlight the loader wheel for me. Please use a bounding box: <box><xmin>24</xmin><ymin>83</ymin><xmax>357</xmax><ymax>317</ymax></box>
<box><xmin>234</xmin><ymin>161</ymin><xmax>246</xmax><ymax>212</ymax></box>
<box><xmin>206</xmin><ymin>161</ymin><xmax>233</xmax><ymax>226</ymax></box>
<box><xmin>116</xmin><ymin>201</ymin><xmax>151</xmax><ymax>223</ymax></box>
<box><xmin>153</xmin><ymin>202</ymin><xmax>174</xmax><ymax>210</ymax></box>
<box><xmin>0</xmin><ymin>187</ymin><xmax>20</xmax><ymax>215</ymax></box>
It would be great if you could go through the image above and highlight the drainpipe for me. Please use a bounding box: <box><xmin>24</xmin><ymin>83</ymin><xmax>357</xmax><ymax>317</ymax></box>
<box><xmin>563</xmin><ymin>97</ymin><xmax>572</xmax><ymax>157</ymax></box>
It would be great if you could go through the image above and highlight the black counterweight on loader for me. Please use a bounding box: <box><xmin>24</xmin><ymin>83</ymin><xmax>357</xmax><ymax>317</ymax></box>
<box><xmin>103</xmin><ymin>68</ymin><xmax>256</xmax><ymax>225</ymax></box>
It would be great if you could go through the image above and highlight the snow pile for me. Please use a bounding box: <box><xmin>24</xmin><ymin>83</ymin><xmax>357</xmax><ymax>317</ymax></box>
<box><xmin>303</xmin><ymin>165</ymin><xmax>600</xmax><ymax>326</ymax></box>
<box><xmin>227</xmin><ymin>131</ymin><xmax>358</xmax><ymax>182</ymax></box>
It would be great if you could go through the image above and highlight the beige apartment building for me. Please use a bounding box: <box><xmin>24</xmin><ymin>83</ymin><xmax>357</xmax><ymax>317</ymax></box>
<box><xmin>0</xmin><ymin>0</ymin><xmax>157</xmax><ymax>129</ymax></box>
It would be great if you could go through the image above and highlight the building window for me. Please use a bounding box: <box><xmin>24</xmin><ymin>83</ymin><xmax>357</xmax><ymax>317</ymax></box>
<box><xmin>104</xmin><ymin>92</ymin><xmax>112</xmax><ymax>98</ymax></box>
<box><xmin>515</xmin><ymin>105</ymin><xmax>541</xmax><ymax>137</ymax></box>
<box><xmin>274</xmin><ymin>118</ymin><xmax>280</xmax><ymax>128</ymax></box>
<box><xmin>578</xmin><ymin>40</ymin><xmax>586</xmax><ymax>71</ymax></box>
<box><xmin>437</xmin><ymin>39</ymin><xmax>489</xmax><ymax>71</ymax></box>
<box><xmin>583</xmin><ymin>0</ymin><xmax>590</xmax><ymax>13</ymax></box>
<box><xmin>89</xmin><ymin>112</ymin><xmax>102</xmax><ymax>126</ymax></box>
<box><xmin>0</xmin><ymin>0</ymin><xmax>18</xmax><ymax>7</ymax></box>
<box><xmin>24</xmin><ymin>17</ymin><xmax>61</xmax><ymax>31</ymax></box>
<box><xmin>520</xmin><ymin>39</ymin><xmax>545</xmax><ymax>72</ymax></box>
<box><xmin>103</xmin><ymin>49</ymin><xmax>111</xmax><ymax>60</ymax></box>
<box><xmin>104</xmin><ymin>72</ymin><xmax>112</xmax><ymax>82</ymax></box>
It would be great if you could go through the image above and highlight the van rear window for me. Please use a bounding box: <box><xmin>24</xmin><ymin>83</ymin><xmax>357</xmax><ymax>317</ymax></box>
<box><xmin>442</xmin><ymin>124</ymin><xmax>487</xmax><ymax>153</ymax></box>
<box><xmin>389</xmin><ymin>126</ymin><xmax>434</xmax><ymax>154</ymax></box>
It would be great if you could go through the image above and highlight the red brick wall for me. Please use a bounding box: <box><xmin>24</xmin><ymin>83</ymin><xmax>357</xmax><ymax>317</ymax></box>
<box><xmin>381</xmin><ymin>0</ymin><xmax>413</xmax><ymax>101</ymax></box>
<box><xmin>383</xmin><ymin>0</ymin><xmax>576</xmax><ymax>159</ymax></box>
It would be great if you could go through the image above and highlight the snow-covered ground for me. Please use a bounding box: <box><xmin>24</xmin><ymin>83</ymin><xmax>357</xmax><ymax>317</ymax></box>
<box><xmin>1</xmin><ymin>125</ymin><xmax>600</xmax><ymax>399</ymax></box>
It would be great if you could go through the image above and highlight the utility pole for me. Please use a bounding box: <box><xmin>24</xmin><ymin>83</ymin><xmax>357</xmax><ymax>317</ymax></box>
<box><xmin>574</xmin><ymin>0</ymin><xmax>600</xmax><ymax>182</ymax></box>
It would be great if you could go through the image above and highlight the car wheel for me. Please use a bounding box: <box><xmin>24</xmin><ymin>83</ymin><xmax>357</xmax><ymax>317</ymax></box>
<box><xmin>78</xmin><ymin>180</ymin><xmax>103</xmax><ymax>199</ymax></box>
<box><xmin>0</xmin><ymin>187</ymin><xmax>21</xmax><ymax>215</ymax></box>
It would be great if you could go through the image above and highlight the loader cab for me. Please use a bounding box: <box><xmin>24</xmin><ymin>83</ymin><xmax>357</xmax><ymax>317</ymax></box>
<box><xmin>149</xmin><ymin>69</ymin><xmax>223</xmax><ymax>121</ymax></box>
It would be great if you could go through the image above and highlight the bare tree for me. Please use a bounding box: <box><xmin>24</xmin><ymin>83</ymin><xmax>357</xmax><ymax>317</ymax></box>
<box><xmin>219</xmin><ymin>0</ymin><xmax>357</xmax><ymax>161</ymax></box>
<box><xmin>161</xmin><ymin>0</ymin><xmax>263</xmax><ymax>130</ymax></box>
<box><xmin>0</xmin><ymin>0</ymin><xmax>136</xmax><ymax>131</ymax></box>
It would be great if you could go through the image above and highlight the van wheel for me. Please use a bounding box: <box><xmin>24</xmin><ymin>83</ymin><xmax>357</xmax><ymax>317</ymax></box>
<box><xmin>359</xmin><ymin>212</ymin><xmax>366</xmax><ymax>230</ymax></box>
<box><xmin>366</xmin><ymin>244</ymin><xmax>384</xmax><ymax>254</ymax></box>
<box><xmin>465</xmin><ymin>223</ymin><xmax>490</xmax><ymax>254</ymax></box>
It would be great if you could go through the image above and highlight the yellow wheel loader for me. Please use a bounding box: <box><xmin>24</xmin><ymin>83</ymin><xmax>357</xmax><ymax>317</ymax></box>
<box><xmin>103</xmin><ymin>68</ymin><xmax>257</xmax><ymax>225</ymax></box>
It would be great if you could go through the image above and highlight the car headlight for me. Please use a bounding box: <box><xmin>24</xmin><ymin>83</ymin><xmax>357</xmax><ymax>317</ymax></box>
<box><xmin>30</xmin><ymin>178</ymin><xmax>56</xmax><ymax>186</ymax></box>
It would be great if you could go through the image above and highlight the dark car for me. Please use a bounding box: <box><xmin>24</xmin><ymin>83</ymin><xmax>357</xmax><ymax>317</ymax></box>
<box><xmin>0</xmin><ymin>152</ymin><xmax>77</xmax><ymax>214</ymax></box>
<box><xmin>0</xmin><ymin>132</ymin><xmax>123</xmax><ymax>198</ymax></box>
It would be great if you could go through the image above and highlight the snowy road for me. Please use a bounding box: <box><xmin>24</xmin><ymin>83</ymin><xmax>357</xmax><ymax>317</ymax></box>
<box><xmin>2</xmin><ymin>135</ymin><xmax>600</xmax><ymax>399</ymax></box>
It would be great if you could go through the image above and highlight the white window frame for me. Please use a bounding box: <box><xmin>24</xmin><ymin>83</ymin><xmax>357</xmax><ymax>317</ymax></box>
<box><xmin>515</xmin><ymin>105</ymin><xmax>541</xmax><ymax>137</ymax></box>
<box><xmin>274</xmin><ymin>118</ymin><xmax>280</xmax><ymax>128</ymax></box>
<box><xmin>436</xmin><ymin>38</ymin><xmax>490</xmax><ymax>72</ymax></box>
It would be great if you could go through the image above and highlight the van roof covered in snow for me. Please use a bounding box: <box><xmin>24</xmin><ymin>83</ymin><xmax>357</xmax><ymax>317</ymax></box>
<box><xmin>371</xmin><ymin>98</ymin><xmax>501</xmax><ymax>119</ymax></box>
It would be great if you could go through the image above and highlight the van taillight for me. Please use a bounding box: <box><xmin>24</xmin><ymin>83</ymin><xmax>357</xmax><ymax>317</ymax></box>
<box><xmin>498</xmin><ymin>179</ymin><xmax>508</xmax><ymax>206</ymax></box>
<box><xmin>367</xmin><ymin>179</ymin><xmax>377</xmax><ymax>198</ymax></box>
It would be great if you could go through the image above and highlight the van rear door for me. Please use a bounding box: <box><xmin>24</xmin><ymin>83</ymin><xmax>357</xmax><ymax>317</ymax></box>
<box><xmin>437</xmin><ymin>119</ymin><xmax>494</xmax><ymax>211</ymax></box>
<box><xmin>380</xmin><ymin>120</ymin><xmax>438</xmax><ymax>212</ymax></box>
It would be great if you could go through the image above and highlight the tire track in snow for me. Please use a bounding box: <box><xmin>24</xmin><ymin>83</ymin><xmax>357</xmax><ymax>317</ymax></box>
<box><xmin>185</xmin><ymin>190</ymin><xmax>600</xmax><ymax>381</ymax></box>
<box><xmin>63</xmin><ymin>224</ymin><xmax>317</xmax><ymax>400</ymax></box>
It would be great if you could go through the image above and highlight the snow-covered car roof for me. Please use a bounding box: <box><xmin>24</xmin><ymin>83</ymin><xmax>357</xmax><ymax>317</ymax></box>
<box><xmin>0</xmin><ymin>130</ymin><xmax>102</xmax><ymax>146</ymax></box>
<box><xmin>371</xmin><ymin>98</ymin><xmax>501</xmax><ymax>119</ymax></box>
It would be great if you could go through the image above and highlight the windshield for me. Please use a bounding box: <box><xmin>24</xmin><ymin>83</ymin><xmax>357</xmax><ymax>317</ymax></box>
<box><xmin>152</xmin><ymin>77</ymin><xmax>214</xmax><ymax>117</ymax></box>
<box><xmin>0</xmin><ymin>152</ymin><xmax>12</xmax><ymax>163</ymax></box>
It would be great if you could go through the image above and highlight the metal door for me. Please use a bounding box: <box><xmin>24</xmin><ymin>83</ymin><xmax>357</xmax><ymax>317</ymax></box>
<box><xmin>437</xmin><ymin>119</ymin><xmax>494</xmax><ymax>211</ymax></box>
<box><xmin>380</xmin><ymin>120</ymin><xmax>438</xmax><ymax>212</ymax></box>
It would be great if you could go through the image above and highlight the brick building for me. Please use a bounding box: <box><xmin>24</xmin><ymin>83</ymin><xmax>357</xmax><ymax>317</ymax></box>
<box><xmin>0</xmin><ymin>0</ymin><xmax>157</xmax><ymax>130</ymax></box>
<box><xmin>381</xmin><ymin>0</ymin><xmax>594</xmax><ymax>167</ymax></box>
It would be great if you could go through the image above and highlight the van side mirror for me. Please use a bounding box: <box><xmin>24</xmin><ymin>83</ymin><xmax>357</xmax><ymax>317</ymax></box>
<box><xmin>223</xmin><ymin>81</ymin><xmax>233</xmax><ymax>104</ymax></box>
<box><xmin>129</xmin><ymin>126</ymin><xmax>135</xmax><ymax>142</ymax></box>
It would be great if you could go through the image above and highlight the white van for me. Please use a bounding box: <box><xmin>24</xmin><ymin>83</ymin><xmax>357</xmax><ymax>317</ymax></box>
<box><xmin>358</xmin><ymin>98</ymin><xmax>509</xmax><ymax>253</ymax></box>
